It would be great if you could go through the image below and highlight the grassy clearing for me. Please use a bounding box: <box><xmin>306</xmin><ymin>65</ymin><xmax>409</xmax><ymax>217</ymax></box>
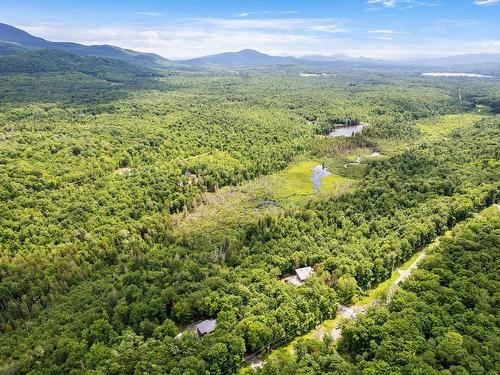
<box><xmin>173</xmin><ymin>189</ymin><xmax>275</xmax><ymax>238</ymax></box>
<box><xmin>416</xmin><ymin>114</ymin><xmax>484</xmax><ymax>140</ymax></box>
<box><xmin>320</xmin><ymin>174</ymin><xmax>353</xmax><ymax>196</ymax></box>
<box><xmin>175</xmin><ymin>159</ymin><xmax>353</xmax><ymax>238</ymax></box>
<box><xmin>247</xmin><ymin>160</ymin><xmax>353</xmax><ymax>201</ymax></box>
<box><xmin>377</xmin><ymin>114</ymin><xmax>486</xmax><ymax>157</ymax></box>
<box><xmin>177</xmin><ymin>114</ymin><xmax>489</xmax><ymax>245</ymax></box>
<box><xmin>356</xmin><ymin>272</ymin><xmax>399</xmax><ymax>306</ymax></box>
<box><xmin>249</xmin><ymin>161</ymin><xmax>318</xmax><ymax>199</ymax></box>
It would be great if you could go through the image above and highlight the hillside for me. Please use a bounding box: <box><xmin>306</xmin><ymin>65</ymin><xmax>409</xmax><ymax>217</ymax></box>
<box><xmin>0</xmin><ymin>48</ymin><xmax>164</xmax><ymax>104</ymax></box>
<box><xmin>0</xmin><ymin>23</ymin><xmax>170</xmax><ymax>68</ymax></box>
<box><xmin>0</xmin><ymin>49</ymin><xmax>156</xmax><ymax>76</ymax></box>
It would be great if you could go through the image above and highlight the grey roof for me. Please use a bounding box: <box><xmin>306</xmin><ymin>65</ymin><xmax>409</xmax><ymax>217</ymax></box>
<box><xmin>295</xmin><ymin>266</ymin><xmax>313</xmax><ymax>281</ymax></box>
<box><xmin>195</xmin><ymin>319</ymin><xmax>217</xmax><ymax>335</ymax></box>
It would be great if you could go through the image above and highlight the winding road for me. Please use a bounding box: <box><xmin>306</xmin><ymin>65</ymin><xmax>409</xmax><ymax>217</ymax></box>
<box><xmin>311</xmin><ymin>250</ymin><xmax>428</xmax><ymax>343</ymax></box>
<box><xmin>247</xmin><ymin>247</ymin><xmax>430</xmax><ymax>370</ymax></box>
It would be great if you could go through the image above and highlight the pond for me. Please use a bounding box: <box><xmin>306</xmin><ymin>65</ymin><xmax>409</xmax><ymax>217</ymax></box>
<box><xmin>328</xmin><ymin>124</ymin><xmax>366</xmax><ymax>137</ymax></box>
<box><xmin>312</xmin><ymin>165</ymin><xmax>331</xmax><ymax>194</ymax></box>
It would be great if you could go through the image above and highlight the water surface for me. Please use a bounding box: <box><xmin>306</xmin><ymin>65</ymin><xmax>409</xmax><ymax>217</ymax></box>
<box><xmin>312</xmin><ymin>165</ymin><xmax>331</xmax><ymax>194</ymax></box>
<box><xmin>328</xmin><ymin>124</ymin><xmax>366</xmax><ymax>137</ymax></box>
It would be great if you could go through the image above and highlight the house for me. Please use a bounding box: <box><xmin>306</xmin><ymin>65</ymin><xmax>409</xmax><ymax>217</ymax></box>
<box><xmin>195</xmin><ymin>319</ymin><xmax>217</xmax><ymax>337</ymax></box>
<box><xmin>281</xmin><ymin>266</ymin><xmax>315</xmax><ymax>286</ymax></box>
<box><xmin>295</xmin><ymin>266</ymin><xmax>314</xmax><ymax>282</ymax></box>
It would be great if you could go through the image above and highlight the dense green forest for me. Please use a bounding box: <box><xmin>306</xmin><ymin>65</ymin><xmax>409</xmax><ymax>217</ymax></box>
<box><xmin>254</xmin><ymin>206</ymin><xmax>499</xmax><ymax>374</ymax></box>
<box><xmin>0</xmin><ymin>49</ymin><xmax>499</xmax><ymax>374</ymax></box>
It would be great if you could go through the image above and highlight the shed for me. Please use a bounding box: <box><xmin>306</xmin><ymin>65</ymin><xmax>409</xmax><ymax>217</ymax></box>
<box><xmin>195</xmin><ymin>319</ymin><xmax>217</xmax><ymax>336</ymax></box>
<box><xmin>295</xmin><ymin>266</ymin><xmax>314</xmax><ymax>282</ymax></box>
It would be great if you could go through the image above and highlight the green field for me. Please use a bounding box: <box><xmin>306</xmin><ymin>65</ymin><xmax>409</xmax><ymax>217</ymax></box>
<box><xmin>416</xmin><ymin>113</ymin><xmax>485</xmax><ymax>140</ymax></box>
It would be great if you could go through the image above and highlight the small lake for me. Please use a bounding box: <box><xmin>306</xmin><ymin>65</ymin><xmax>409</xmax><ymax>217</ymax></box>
<box><xmin>328</xmin><ymin>124</ymin><xmax>366</xmax><ymax>137</ymax></box>
<box><xmin>422</xmin><ymin>72</ymin><xmax>492</xmax><ymax>78</ymax></box>
<box><xmin>312</xmin><ymin>165</ymin><xmax>331</xmax><ymax>194</ymax></box>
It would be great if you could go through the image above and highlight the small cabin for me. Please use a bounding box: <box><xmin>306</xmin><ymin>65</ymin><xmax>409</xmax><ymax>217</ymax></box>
<box><xmin>295</xmin><ymin>266</ymin><xmax>314</xmax><ymax>282</ymax></box>
<box><xmin>282</xmin><ymin>266</ymin><xmax>314</xmax><ymax>286</ymax></box>
<box><xmin>195</xmin><ymin>319</ymin><xmax>216</xmax><ymax>337</ymax></box>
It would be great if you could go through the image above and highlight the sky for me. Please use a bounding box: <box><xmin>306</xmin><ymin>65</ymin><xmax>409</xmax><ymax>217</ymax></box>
<box><xmin>1</xmin><ymin>0</ymin><xmax>499</xmax><ymax>60</ymax></box>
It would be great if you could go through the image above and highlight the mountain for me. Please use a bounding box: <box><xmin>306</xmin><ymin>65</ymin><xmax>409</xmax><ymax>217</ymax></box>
<box><xmin>301</xmin><ymin>54</ymin><xmax>379</xmax><ymax>63</ymax></box>
<box><xmin>0</xmin><ymin>48</ymin><xmax>157</xmax><ymax>77</ymax></box>
<box><xmin>177</xmin><ymin>49</ymin><xmax>304</xmax><ymax>66</ymax></box>
<box><xmin>408</xmin><ymin>53</ymin><xmax>500</xmax><ymax>66</ymax></box>
<box><xmin>177</xmin><ymin>49</ymin><xmax>398</xmax><ymax>68</ymax></box>
<box><xmin>0</xmin><ymin>41</ymin><xmax>26</xmax><ymax>56</ymax></box>
<box><xmin>301</xmin><ymin>54</ymin><xmax>354</xmax><ymax>62</ymax></box>
<box><xmin>0</xmin><ymin>23</ymin><xmax>170</xmax><ymax>68</ymax></box>
<box><xmin>0</xmin><ymin>48</ymin><xmax>165</xmax><ymax>104</ymax></box>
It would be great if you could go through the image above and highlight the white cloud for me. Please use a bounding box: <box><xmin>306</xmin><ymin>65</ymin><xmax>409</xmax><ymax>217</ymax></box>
<box><xmin>369</xmin><ymin>29</ymin><xmax>397</xmax><ymax>34</ymax></box>
<box><xmin>234</xmin><ymin>10</ymin><xmax>299</xmax><ymax>18</ymax></box>
<box><xmin>469</xmin><ymin>40</ymin><xmax>500</xmax><ymax>47</ymax></box>
<box><xmin>367</xmin><ymin>0</ymin><xmax>441</xmax><ymax>8</ymax></box>
<box><xmin>197</xmin><ymin>17</ymin><xmax>309</xmax><ymax>29</ymax></box>
<box><xmin>367</xmin><ymin>0</ymin><xmax>397</xmax><ymax>7</ymax></box>
<box><xmin>309</xmin><ymin>24</ymin><xmax>349</xmax><ymax>33</ymax></box>
<box><xmin>368</xmin><ymin>29</ymin><xmax>401</xmax><ymax>40</ymax></box>
<box><xmin>473</xmin><ymin>0</ymin><xmax>499</xmax><ymax>5</ymax></box>
<box><xmin>137</xmin><ymin>12</ymin><xmax>164</xmax><ymax>17</ymax></box>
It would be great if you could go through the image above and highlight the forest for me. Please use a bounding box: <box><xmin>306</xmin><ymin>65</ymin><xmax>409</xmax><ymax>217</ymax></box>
<box><xmin>0</xmin><ymin>48</ymin><xmax>499</xmax><ymax>375</ymax></box>
<box><xmin>252</xmin><ymin>206</ymin><xmax>499</xmax><ymax>374</ymax></box>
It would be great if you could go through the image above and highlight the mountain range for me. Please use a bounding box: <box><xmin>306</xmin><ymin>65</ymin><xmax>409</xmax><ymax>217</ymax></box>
<box><xmin>0</xmin><ymin>23</ymin><xmax>170</xmax><ymax>68</ymax></box>
<box><xmin>1</xmin><ymin>23</ymin><xmax>499</xmax><ymax>70</ymax></box>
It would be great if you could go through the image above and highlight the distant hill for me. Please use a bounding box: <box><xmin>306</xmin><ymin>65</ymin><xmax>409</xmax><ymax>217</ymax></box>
<box><xmin>302</xmin><ymin>54</ymin><xmax>380</xmax><ymax>63</ymax></box>
<box><xmin>408</xmin><ymin>53</ymin><xmax>500</xmax><ymax>66</ymax></box>
<box><xmin>2</xmin><ymin>23</ymin><xmax>498</xmax><ymax>72</ymax></box>
<box><xmin>0</xmin><ymin>23</ymin><xmax>170</xmax><ymax>68</ymax></box>
<box><xmin>177</xmin><ymin>48</ymin><xmax>500</xmax><ymax>70</ymax></box>
<box><xmin>301</xmin><ymin>54</ymin><xmax>352</xmax><ymax>61</ymax></box>
<box><xmin>177</xmin><ymin>49</ymin><xmax>399</xmax><ymax>68</ymax></box>
<box><xmin>0</xmin><ymin>41</ymin><xmax>26</xmax><ymax>56</ymax></box>
<box><xmin>0</xmin><ymin>48</ymin><xmax>157</xmax><ymax>78</ymax></box>
<box><xmin>177</xmin><ymin>49</ymin><xmax>305</xmax><ymax>66</ymax></box>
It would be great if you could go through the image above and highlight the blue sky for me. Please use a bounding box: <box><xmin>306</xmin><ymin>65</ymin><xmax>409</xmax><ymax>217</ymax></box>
<box><xmin>1</xmin><ymin>0</ymin><xmax>499</xmax><ymax>59</ymax></box>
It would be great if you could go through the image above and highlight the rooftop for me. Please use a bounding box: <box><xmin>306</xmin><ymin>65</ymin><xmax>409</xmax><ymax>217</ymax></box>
<box><xmin>295</xmin><ymin>266</ymin><xmax>314</xmax><ymax>281</ymax></box>
<box><xmin>195</xmin><ymin>319</ymin><xmax>217</xmax><ymax>335</ymax></box>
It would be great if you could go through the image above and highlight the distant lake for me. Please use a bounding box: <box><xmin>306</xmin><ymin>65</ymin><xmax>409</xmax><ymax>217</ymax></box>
<box><xmin>422</xmin><ymin>72</ymin><xmax>492</xmax><ymax>78</ymax></box>
<box><xmin>328</xmin><ymin>124</ymin><xmax>366</xmax><ymax>137</ymax></box>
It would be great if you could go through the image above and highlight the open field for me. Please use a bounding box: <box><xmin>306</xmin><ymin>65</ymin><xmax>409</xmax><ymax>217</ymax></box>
<box><xmin>416</xmin><ymin>113</ymin><xmax>485</xmax><ymax>140</ymax></box>
<box><xmin>174</xmin><ymin>158</ymin><xmax>354</xmax><ymax>238</ymax></box>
